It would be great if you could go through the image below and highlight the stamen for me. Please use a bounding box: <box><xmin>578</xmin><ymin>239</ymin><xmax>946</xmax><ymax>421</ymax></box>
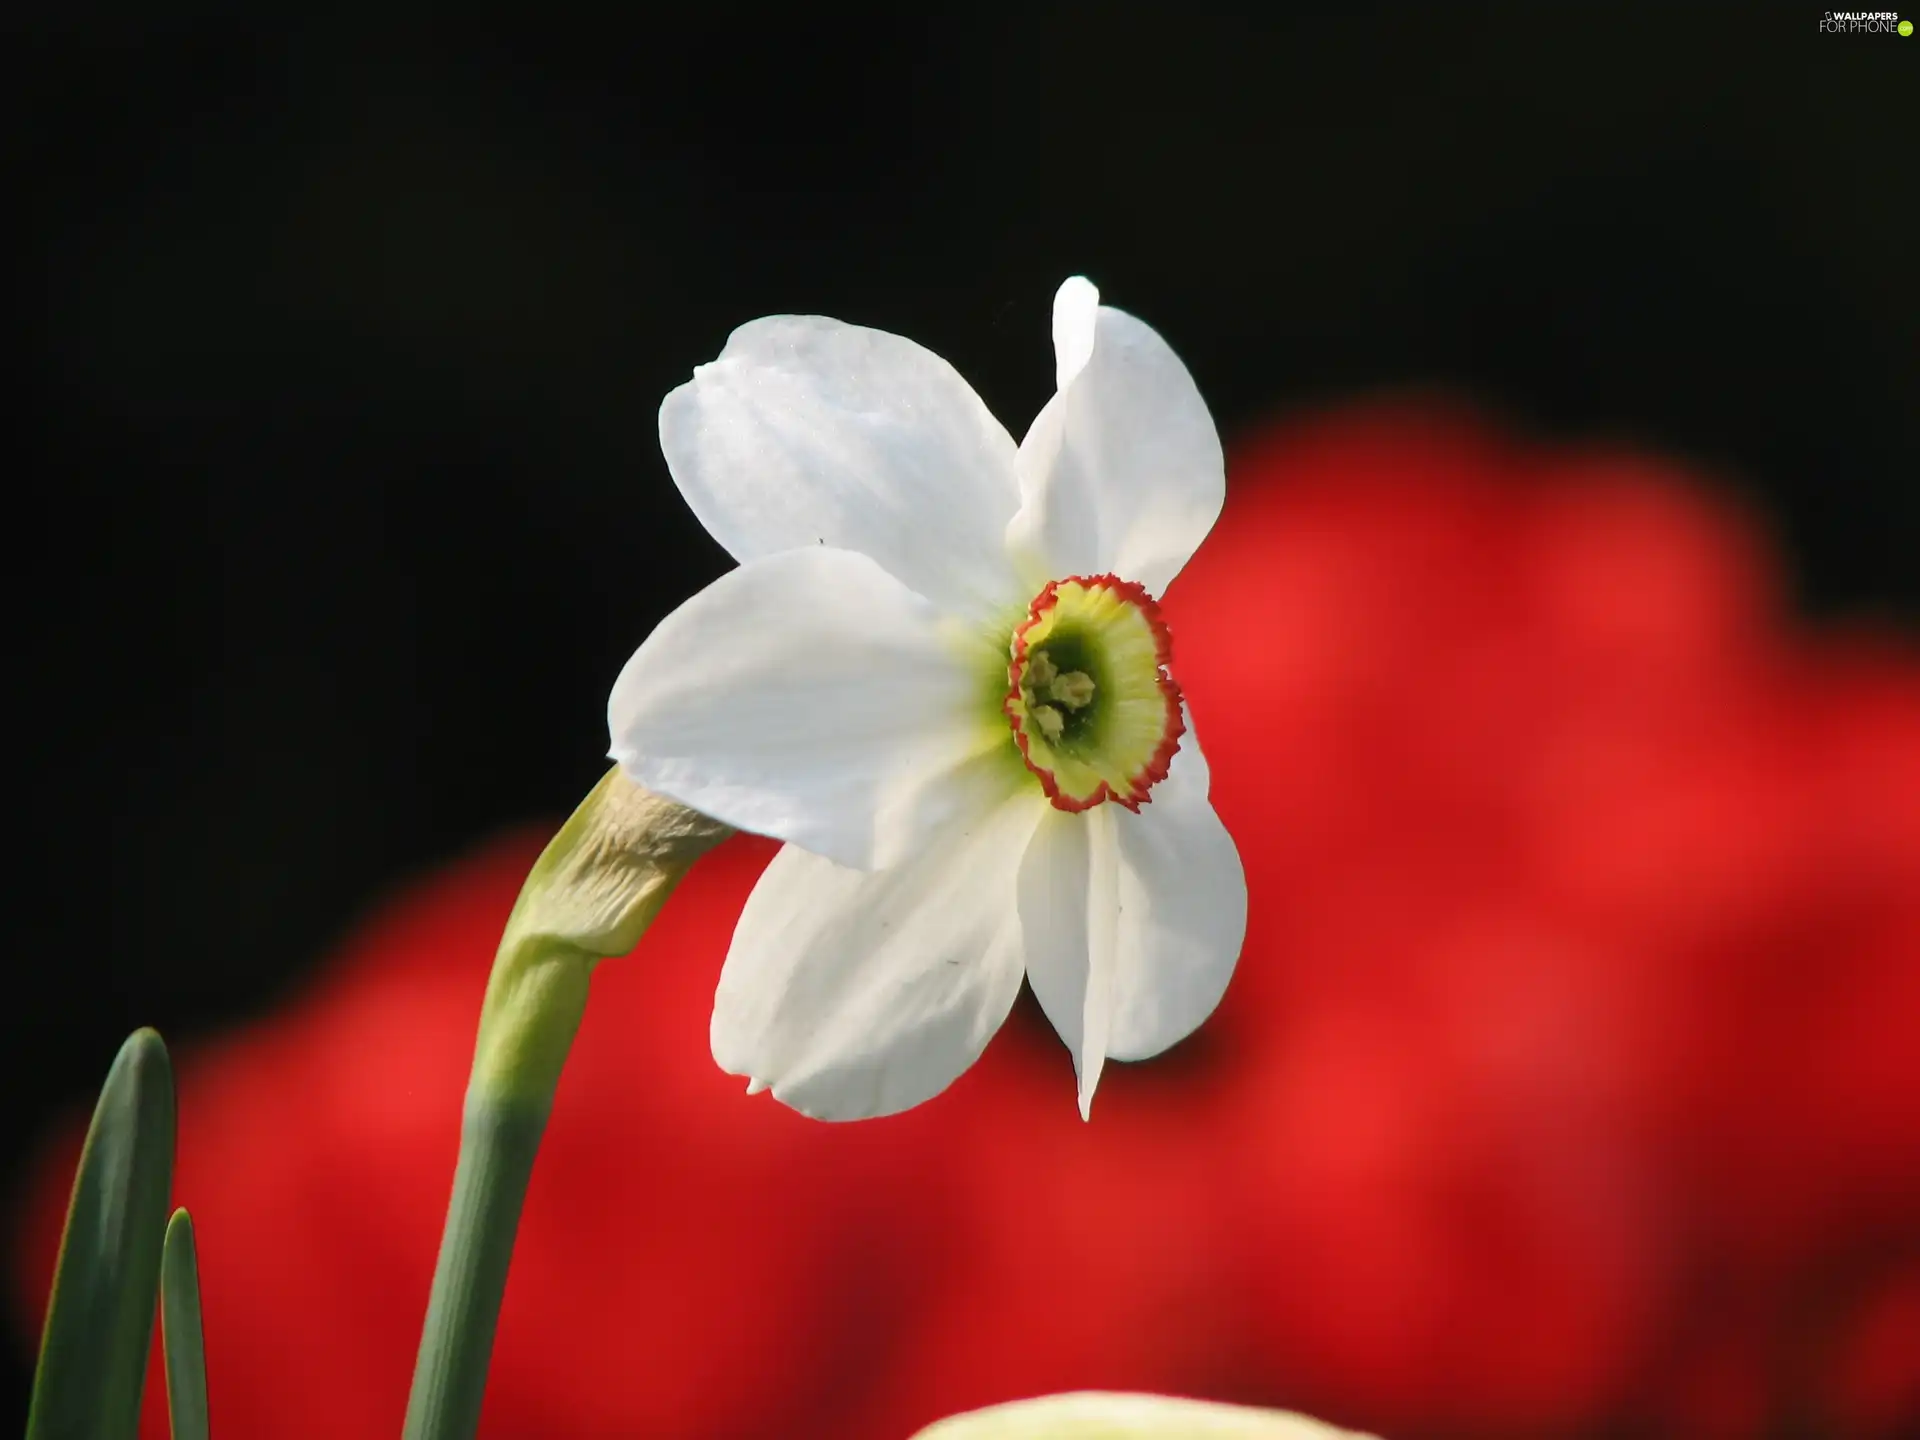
<box><xmin>1049</xmin><ymin>671</ymin><xmax>1095</xmax><ymax>709</ymax></box>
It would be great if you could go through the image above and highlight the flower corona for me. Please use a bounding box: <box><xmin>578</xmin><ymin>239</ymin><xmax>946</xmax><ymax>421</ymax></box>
<box><xmin>1005</xmin><ymin>575</ymin><xmax>1185</xmax><ymax>813</ymax></box>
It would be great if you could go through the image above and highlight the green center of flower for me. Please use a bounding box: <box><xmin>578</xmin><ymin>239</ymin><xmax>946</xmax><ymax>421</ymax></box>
<box><xmin>1004</xmin><ymin>574</ymin><xmax>1185</xmax><ymax>812</ymax></box>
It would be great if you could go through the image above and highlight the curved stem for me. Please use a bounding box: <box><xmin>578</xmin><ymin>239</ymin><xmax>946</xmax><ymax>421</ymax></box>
<box><xmin>399</xmin><ymin>767</ymin><xmax>731</xmax><ymax>1440</ymax></box>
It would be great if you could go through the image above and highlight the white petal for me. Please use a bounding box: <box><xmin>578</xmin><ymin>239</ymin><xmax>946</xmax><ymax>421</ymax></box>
<box><xmin>608</xmin><ymin>546</ymin><xmax>1006</xmax><ymax>871</ymax></box>
<box><xmin>912</xmin><ymin>1391</ymin><xmax>1379</xmax><ymax>1439</ymax></box>
<box><xmin>1104</xmin><ymin>732</ymin><xmax>1246</xmax><ymax>1062</ymax></box>
<box><xmin>1018</xmin><ymin>803</ymin><xmax>1117</xmax><ymax>1120</ymax></box>
<box><xmin>711</xmin><ymin>789</ymin><xmax>1043</xmax><ymax>1119</ymax></box>
<box><xmin>1019</xmin><ymin>727</ymin><xmax>1244</xmax><ymax>1116</ymax></box>
<box><xmin>1007</xmin><ymin>279</ymin><xmax>1226</xmax><ymax>597</ymax></box>
<box><xmin>1161</xmin><ymin>700</ymin><xmax>1214</xmax><ymax>799</ymax></box>
<box><xmin>1051</xmin><ymin>275</ymin><xmax>1100</xmax><ymax>390</ymax></box>
<box><xmin>660</xmin><ymin>314</ymin><xmax>1025</xmax><ymax>621</ymax></box>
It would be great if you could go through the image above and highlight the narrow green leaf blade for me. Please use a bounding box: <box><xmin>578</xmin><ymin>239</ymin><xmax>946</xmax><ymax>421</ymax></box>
<box><xmin>161</xmin><ymin>1208</ymin><xmax>209</xmax><ymax>1440</ymax></box>
<box><xmin>26</xmin><ymin>1028</ymin><xmax>177</xmax><ymax>1440</ymax></box>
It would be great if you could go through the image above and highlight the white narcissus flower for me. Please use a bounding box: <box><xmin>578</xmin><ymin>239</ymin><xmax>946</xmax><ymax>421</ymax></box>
<box><xmin>911</xmin><ymin>1392</ymin><xmax>1380</xmax><ymax>1439</ymax></box>
<box><xmin>609</xmin><ymin>277</ymin><xmax>1246</xmax><ymax>1120</ymax></box>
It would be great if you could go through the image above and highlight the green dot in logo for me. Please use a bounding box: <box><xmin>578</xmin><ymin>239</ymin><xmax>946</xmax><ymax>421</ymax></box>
<box><xmin>1901</xmin><ymin>18</ymin><xmax>1915</xmax><ymax>34</ymax></box>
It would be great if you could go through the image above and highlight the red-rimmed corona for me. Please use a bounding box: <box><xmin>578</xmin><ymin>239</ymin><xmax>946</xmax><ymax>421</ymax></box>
<box><xmin>611</xmin><ymin>276</ymin><xmax>1247</xmax><ymax>1121</ymax></box>
<box><xmin>1006</xmin><ymin>574</ymin><xmax>1186</xmax><ymax>813</ymax></box>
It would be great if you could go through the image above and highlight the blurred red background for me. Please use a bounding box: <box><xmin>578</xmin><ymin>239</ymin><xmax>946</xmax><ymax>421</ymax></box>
<box><xmin>15</xmin><ymin>404</ymin><xmax>1919</xmax><ymax>1438</ymax></box>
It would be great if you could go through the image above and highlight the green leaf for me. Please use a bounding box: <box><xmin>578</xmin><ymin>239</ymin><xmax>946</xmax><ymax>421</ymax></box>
<box><xmin>26</xmin><ymin>1028</ymin><xmax>178</xmax><ymax>1440</ymax></box>
<box><xmin>161</xmin><ymin>1209</ymin><xmax>209</xmax><ymax>1440</ymax></box>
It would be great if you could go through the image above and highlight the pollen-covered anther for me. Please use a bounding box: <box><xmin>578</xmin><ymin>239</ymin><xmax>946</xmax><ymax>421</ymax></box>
<box><xmin>1049</xmin><ymin>670</ymin><xmax>1095</xmax><ymax>709</ymax></box>
<box><xmin>1004</xmin><ymin>574</ymin><xmax>1185</xmax><ymax>813</ymax></box>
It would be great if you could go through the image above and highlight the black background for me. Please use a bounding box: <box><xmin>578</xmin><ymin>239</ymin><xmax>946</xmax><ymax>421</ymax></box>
<box><xmin>9</xmin><ymin>7</ymin><xmax>1916</xmax><ymax>1421</ymax></box>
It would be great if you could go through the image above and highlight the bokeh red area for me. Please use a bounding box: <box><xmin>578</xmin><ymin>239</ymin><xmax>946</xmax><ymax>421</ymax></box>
<box><xmin>15</xmin><ymin>403</ymin><xmax>1919</xmax><ymax>1437</ymax></box>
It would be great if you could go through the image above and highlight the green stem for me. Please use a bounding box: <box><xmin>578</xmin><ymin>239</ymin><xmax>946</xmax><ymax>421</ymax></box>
<box><xmin>401</xmin><ymin>1092</ymin><xmax>549</xmax><ymax>1440</ymax></box>
<box><xmin>400</xmin><ymin>767</ymin><xmax>731</xmax><ymax>1440</ymax></box>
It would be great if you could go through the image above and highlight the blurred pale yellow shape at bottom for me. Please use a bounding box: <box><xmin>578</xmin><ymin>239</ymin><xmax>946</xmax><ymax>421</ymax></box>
<box><xmin>913</xmin><ymin>1392</ymin><xmax>1381</xmax><ymax>1439</ymax></box>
